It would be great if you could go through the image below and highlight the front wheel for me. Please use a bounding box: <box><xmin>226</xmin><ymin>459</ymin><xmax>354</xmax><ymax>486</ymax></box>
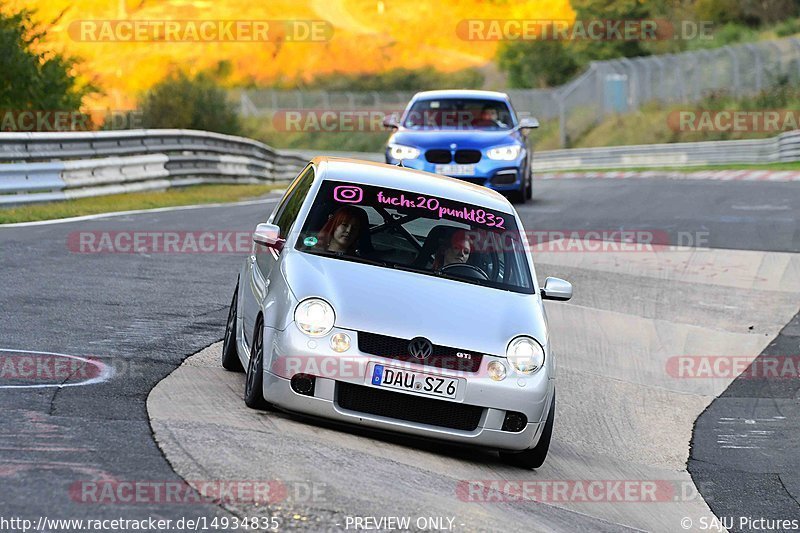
<box><xmin>243</xmin><ymin>319</ymin><xmax>273</xmax><ymax>410</ymax></box>
<box><xmin>525</xmin><ymin>171</ymin><xmax>532</xmax><ymax>200</ymax></box>
<box><xmin>509</xmin><ymin>172</ymin><xmax>527</xmax><ymax>204</ymax></box>
<box><xmin>221</xmin><ymin>282</ymin><xmax>244</xmax><ymax>372</ymax></box>
<box><xmin>499</xmin><ymin>390</ymin><xmax>555</xmax><ymax>469</ymax></box>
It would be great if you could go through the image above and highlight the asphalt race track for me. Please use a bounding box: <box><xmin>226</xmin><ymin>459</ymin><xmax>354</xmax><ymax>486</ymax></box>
<box><xmin>2</xmin><ymin>177</ymin><xmax>799</xmax><ymax>532</ymax></box>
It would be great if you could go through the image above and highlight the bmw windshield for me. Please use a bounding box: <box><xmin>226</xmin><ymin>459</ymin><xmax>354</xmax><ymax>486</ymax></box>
<box><xmin>402</xmin><ymin>98</ymin><xmax>514</xmax><ymax>130</ymax></box>
<box><xmin>294</xmin><ymin>180</ymin><xmax>534</xmax><ymax>294</ymax></box>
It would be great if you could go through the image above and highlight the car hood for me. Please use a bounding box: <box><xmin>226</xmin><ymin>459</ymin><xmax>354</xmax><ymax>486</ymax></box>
<box><xmin>282</xmin><ymin>251</ymin><xmax>547</xmax><ymax>356</ymax></box>
<box><xmin>389</xmin><ymin>129</ymin><xmax>521</xmax><ymax>150</ymax></box>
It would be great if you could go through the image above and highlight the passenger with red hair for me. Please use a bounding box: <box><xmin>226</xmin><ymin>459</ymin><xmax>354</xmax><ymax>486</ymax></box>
<box><xmin>316</xmin><ymin>206</ymin><xmax>365</xmax><ymax>254</ymax></box>
<box><xmin>432</xmin><ymin>229</ymin><xmax>471</xmax><ymax>270</ymax></box>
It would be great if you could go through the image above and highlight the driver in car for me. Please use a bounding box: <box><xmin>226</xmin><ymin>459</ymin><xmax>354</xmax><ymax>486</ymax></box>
<box><xmin>432</xmin><ymin>229</ymin><xmax>472</xmax><ymax>270</ymax></box>
<box><xmin>315</xmin><ymin>206</ymin><xmax>365</xmax><ymax>255</ymax></box>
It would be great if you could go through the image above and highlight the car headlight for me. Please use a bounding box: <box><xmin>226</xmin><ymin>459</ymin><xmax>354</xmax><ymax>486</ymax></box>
<box><xmin>486</xmin><ymin>144</ymin><xmax>522</xmax><ymax>161</ymax></box>
<box><xmin>294</xmin><ymin>298</ymin><xmax>335</xmax><ymax>337</ymax></box>
<box><xmin>506</xmin><ymin>337</ymin><xmax>545</xmax><ymax>374</ymax></box>
<box><xmin>388</xmin><ymin>144</ymin><xmax>420</xmax><ymax>160</ymax></box>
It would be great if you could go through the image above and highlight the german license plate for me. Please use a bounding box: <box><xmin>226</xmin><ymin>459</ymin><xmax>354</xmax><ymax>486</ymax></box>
<box><xmin>434</xmin><ymin>164</ymin><xmax>475</xmax><ymax>176</ymax></box>
<box><xmin>371</xmin><ymin>364</ymin><xmax>458</xmax><ymax>399</ymax></box>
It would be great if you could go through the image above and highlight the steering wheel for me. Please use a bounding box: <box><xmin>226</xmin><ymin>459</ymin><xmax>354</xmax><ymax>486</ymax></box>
<box><xmin>439</xmin><ymin>263</ymin><xmax>489</xmax><ymax>281</ymax></box>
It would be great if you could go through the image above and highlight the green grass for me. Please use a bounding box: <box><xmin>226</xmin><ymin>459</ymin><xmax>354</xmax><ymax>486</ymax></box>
<box><xmin>0</xmin><ymin>183</ymin><xmax>282</xmax><ymax>224</ymax></box>
<box><xmin>539</xmin><ymin>161</ymin><xmax>800</xmax><ymax>173</ymax></box>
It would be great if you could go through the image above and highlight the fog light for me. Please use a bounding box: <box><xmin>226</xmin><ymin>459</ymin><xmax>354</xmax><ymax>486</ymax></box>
<box><xmin>502</xmin><ymin>411</ymin><xmax>528</xmax><ymax>432</ymax></box>
<box><xmin>330</xmin><ymin>333</ymin><xmax>351</xmax><ymax>352</ymax></box>
<box><xmin>487</xmin><ymin>361</ymin><xmax>507</xmax><ymax>381</ymax></box>
<box><xmin>291</xmin><ymin>374</ymin><xmax>315</xmax><ymax>396</ymax></box>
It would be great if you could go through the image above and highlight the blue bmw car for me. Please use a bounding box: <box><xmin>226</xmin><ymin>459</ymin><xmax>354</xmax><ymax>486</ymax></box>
<box><xmin>384</xmin><ymin>90</ymin><xmax>539</xmax><ymax>203</ymax></box>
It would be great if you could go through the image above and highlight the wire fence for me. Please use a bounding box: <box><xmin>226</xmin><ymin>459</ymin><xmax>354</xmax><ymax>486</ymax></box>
<box><xmin>238</xmin><ymin>36</ymin><xmax>800</xmax><ymax>147</ymax></box>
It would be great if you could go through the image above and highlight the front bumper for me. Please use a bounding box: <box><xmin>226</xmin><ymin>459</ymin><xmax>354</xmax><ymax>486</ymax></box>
<box><xmin>262</xmin><ymin>324</ymin><xmax>554</xmax><ymax>451</ymax></box>
<box><xmin>385</xmin><ymin>152</ymin><xmax>526</xmax><ymax>193</ymax></box>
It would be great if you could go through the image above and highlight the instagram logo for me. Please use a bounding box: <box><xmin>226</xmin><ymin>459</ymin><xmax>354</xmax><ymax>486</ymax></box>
<box><xmin>333</xmin><ymin>186</ymin><xmax>363</xmax><ymax>203</ymax></box>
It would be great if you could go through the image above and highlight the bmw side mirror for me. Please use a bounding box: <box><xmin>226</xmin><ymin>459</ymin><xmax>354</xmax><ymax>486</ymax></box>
<box><xmin>519</xmin><ymin>117</ymin><xmax>540</xmax><ymax>130</ymax></box>
<box><xmin>382</xmin><ymin>113</ymin><xmax>400</xmax><ymax>129</ymax></box>
<box><xmin>253</xmin><ymin>223</ymin><xmax>283</xmax><ymax>248</ymax></box>
<box><xmin>541</xmin><ymin>277</ymin><xmax>572</xmax><ymax>301</ymax></box>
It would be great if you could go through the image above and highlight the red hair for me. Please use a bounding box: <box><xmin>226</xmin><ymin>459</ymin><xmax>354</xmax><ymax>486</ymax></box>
<box><xmin>433</xmin><ymin>229</ymin><xmax>471</xmax><ymax>270</ymax></box>
<box><xmin>316</xmin><ymin>206</ymin><xmax>363</xmax><ymax>251</ymax></box>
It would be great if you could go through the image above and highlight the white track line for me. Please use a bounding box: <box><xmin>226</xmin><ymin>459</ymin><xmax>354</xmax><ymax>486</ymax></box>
<box><xmin>0</xmin><ymin>196</ymin><xmax>282</xmax><ymax>228</ymax></box>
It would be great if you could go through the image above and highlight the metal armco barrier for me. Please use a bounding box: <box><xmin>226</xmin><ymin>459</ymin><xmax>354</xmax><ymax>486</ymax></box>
<box><xmin>0</xmin><ymin>129</ymin><xmax>309</xmax><ymax>205</ymax></box>
<box><xmin>531</xmin><ymin>130</ymin><xmax>800</xmax><ymax>171</ymax></box>
<box><xmin>2</xmin><ymin>129</ymin><xmax>799</xmax><ymax>205</ymax></box>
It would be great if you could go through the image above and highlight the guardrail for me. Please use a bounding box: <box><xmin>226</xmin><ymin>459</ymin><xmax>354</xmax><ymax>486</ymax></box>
<box><xmin>3</xmin><ymin>128</ymin><xmax>798</xmax><ymax>206</ymax></box>
<box><xmin>531</xmin><ymin>130</ymin><xmax>800</xmax><ymax>171</ymax></box>
<box><xmin>0</xmin><ymin>129</ymin><xmax>308</xmax><ymax>205</ymax></box>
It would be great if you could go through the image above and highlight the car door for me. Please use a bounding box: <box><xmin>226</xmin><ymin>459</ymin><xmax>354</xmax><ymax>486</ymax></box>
<box><xmin>241</xmin><ymin>165</ymin><xmax>316</xmax><ymax>350</ymax></box>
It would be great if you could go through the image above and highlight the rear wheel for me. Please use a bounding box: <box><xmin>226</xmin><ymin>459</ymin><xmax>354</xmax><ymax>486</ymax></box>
<box><xmin>221</xmin><ymin>282</ymin><xmax>244</xmax><ymax>372</ymax></box>
<box><xmin>499</xmin><ymin>390</ymin><xmax>555</xmax><ymax>469</ymax></box>
<box><xmin>244</xmin><ymin>319</ymin><xmax>273</xmax><ymax>410</ymax></box>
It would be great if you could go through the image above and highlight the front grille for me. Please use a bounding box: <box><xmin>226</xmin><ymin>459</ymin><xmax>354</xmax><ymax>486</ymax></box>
<box><xmin>358</xmin><ymin>331</ymin><xmax>482</xmax><ymax>372</ymax></box>
<box><xmin>425</xmin><ymin>149</ymin><xmax>451</xmax><ymax>164</ymax></box>
<box><xmin>454</xmin><ymin>149</ymin><xmax>481</xmax><ymax>164</ymax></box>
<box><xmin>337</xmin><ymin>382</ymin><xmax>484</xmax><ymax>431</ymax></box>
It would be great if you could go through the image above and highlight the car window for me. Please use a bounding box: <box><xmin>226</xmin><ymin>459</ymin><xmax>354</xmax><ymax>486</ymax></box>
<box><xmin>402</xmin><ymin>98</ymin><xmax>514</xmax><ymax>130</ymax></box>
<box><xmin>274</xmin><ymin>165</ymin><xmax>315</xmax><ymax>240</ymax></box>
<box><xmin>293</xmin><ymin>179</ymin><xmax>533</xmax><ymax>294</ymax></box>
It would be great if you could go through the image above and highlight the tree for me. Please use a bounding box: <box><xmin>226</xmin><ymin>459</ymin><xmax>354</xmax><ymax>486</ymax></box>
<box><xmin>0</xmin><ymin>5</ymin><xmax>91</xmax><ymax>111</ymax></box>
<box><xmin>138</xmin><ymin>71</ymin><xmax>242</xmax><ymax>135</ymax></box>
<box><xmin>497</xmin><ymin>40</ymin><xmax>580</xmax><ymax>88</ymax></box>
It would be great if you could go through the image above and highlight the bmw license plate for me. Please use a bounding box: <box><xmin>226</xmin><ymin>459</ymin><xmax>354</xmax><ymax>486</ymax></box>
<box><xmin>371</xmin><ymin>364</ymin><xmax>458</xmax><ymax>399</ymax></box>
<box><xmin>434</xmin><ymin>164</ymin><xmax>475</xmax><ymax>176</ymax></box>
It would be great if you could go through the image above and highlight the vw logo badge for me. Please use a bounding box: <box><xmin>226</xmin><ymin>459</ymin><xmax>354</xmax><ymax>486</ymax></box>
<box><xmin>408</xmin><ymin>337</ymin><xmax>433</xmax><ymax>360</ymax></box>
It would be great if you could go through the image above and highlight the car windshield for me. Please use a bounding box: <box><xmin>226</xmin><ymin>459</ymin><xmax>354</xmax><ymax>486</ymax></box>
<box><xmin>294</xmin><ymin>180</ymin><xmax>534</xmax><ymax>294</ymax></box>
<box><xmin>402</xmin><ymin>98</ymin><xmax>514</xmax><ymax>130</ymax></box>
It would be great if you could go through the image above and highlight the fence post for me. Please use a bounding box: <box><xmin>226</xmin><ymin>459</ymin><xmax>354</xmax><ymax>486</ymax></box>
<box><xmin>722</xmin><ymin>46</ymin><xmax>741</xmax><ymax>97</ymax></box>
<box><xmin>746</xmin><ymin>44</ymin><xmax>763</xmax><ymax>92</ymax></box>
<box><xmin>558</xmin><ymin>93</ymin><xmax>567</xmax><ymax>148</ymax></box>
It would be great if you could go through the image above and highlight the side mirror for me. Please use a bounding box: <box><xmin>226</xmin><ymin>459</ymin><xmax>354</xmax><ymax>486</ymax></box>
<box><xmin>541</xmin><ymin>277</ymin><xmax>572</xmax><ymax>301</ymax></box>
<box><xmin>519</xmin><ymin>117</ymin><xmax>540</xmax><ymax>129</ymax></box>
<box><xmin>253</xmin><ymin>223</ymin><xmax>283</xmax><ymax>248</ymax></box>
<box><xmin>382</xmin><ymin>113</ymin><xmax>400</xmax><ymax>129</ymax></box>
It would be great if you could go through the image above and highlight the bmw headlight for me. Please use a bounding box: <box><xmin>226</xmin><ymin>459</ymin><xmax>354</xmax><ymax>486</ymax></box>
<box><xmin>294</xmin><ymin>298</ymin><xmax>335</xmax><ymax>337</ymax></box>
<box><xmin>506</xmin><ymin>337</ymin><xmax>545</xmax><ymax>374</ymax></box>
<box><xmin>388</xmin><ymin>144</ymin><xmax>420</xmax><ymax>160</ymax></box>
<box><xmin>486</xmin><ymin>144</ymin><xmax>522</xmax><ymax>161</ymax></box>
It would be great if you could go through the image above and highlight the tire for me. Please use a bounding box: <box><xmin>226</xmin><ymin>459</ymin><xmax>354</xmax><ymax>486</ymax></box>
<box><xmin>243</xmin><ymin>318</ymin><xmax>273</xmax><ymax>410</ymax></box>
<box><xmin>499</xmin><ymin>390</ymin><xmax>555</xmax><ymax>469</ymax></box>
<box><xmin>510</xmin><ymin>170</ymin><xmax>527</xmax><ymax>204</ymax></box>
<box><xmin>221</xmin><ymin>282</ymin><xmax>244</xmax><ymax>372</ymax></box>
<box><xmin>525</xmin><ymin>171</ymin><xmax>533</xmax><ymax>200</ymax></box>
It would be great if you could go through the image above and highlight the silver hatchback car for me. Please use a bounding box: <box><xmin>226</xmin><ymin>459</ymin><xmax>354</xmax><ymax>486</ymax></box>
<box><xmin>222</xmin><ymin>157</ymin><xmax>572</xmax><ymax>468</ymax></box>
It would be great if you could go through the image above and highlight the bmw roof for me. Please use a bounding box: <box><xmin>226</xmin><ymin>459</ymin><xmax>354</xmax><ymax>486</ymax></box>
<box><xmin>409</xmin><ymin>89</ymin><xmax>510</xmax><ymax>101</ymax></box>
<box><xmin>310</xmin><ymin>157</ymin><xmax>515</xmax><ymax>214</ymax></box>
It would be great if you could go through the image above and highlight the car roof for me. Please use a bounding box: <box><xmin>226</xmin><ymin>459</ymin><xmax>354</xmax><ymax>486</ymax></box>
<box><xmin>311</xmin><ymin>157</ymin><xmax>515</xmax><ymax>214</ymax></box>
<box><xmin>410</xmin><ymin>89</ymin><xmax>510</xmax><ymax>101</ymax></box>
